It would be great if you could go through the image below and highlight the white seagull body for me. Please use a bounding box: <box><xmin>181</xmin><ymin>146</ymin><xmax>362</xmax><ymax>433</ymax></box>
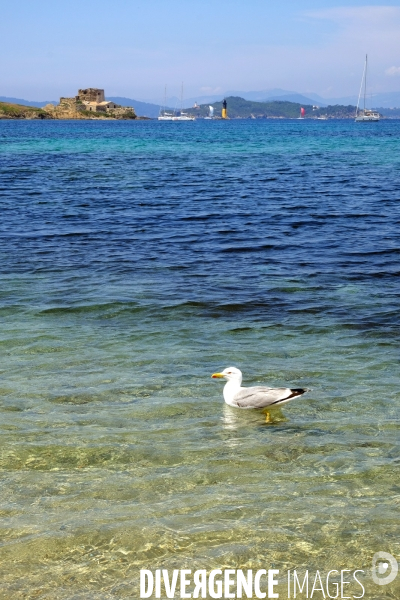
<box><xmin>212</xmin><ymin>367</ymin><xmax>307</xmax><ymax>409</ymax></box>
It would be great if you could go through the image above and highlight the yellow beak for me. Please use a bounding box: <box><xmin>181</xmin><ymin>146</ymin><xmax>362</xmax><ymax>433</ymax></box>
<box><xmin>211</xmin><ymin>372</ymin><xmax>224</xmax><ymax>379</ymax></box>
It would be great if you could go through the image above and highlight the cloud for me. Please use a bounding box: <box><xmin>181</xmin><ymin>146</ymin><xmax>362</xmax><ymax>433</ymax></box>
<box><xmin>190</xmin><ymin>7</ymin><xmax>400</xmax><ymax>97</ymax></box>
<box><xmin>385</xmin><ymin>66</ymin><xmax>400</xmax><ymax>76</ymax></box>
<box><xmin>291</xmin><ymin>5</ymin><xmax>400</xmax><ymax>94</ymax></box>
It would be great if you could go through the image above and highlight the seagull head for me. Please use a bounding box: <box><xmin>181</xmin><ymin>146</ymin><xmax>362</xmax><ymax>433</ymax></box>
<box><xmin>211</xmin><ymin>367</ymin><xmax>242</xmax><ymax>383</ymax></box>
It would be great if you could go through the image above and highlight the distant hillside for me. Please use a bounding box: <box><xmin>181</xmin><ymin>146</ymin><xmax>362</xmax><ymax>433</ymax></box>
<box><xmin>182</xmin><ymin>92</ymin><xmax>326</xmax><ymax>108</ymax></box>
<box><xmin>0</xmin><ymin>96</ymin><xmax>57</xmax><ymax>107</ymax></box>
<box><xmin>194</xmin><ymin>96</ymin><xmax>357</xmax><ymax>119</ymax></box>
<box><xmin>0</xmin><ymin>101</ymin><xmax>52</xmax><ymax>119</ymax></box>
<box><xmin>321</xmin><ymin>91</ymin><xmax>400</xmax><ymax>108</ymax></box>
<box><xmin>223</xmin><ymin>88</ymin><xmax>300</xmax><ymax>102</ymax></box>
<box><xmin>214</xmin><ymin>89</ymin><xmax>400</xmax><ymax>108</ymax></box>
<box><xmin>265</xmin><ymin>93</ymin><xmax>327</xmax><ymax>107</ymax></box>
<box><xmin>376</xmin><ymin>107</ymin><xmax>400</xmax><ymax>118</ymax></box>
<box><xmin>107</xmin><ymin>96</ymin><xmax>171</xmax><ymax>118</ymax></box>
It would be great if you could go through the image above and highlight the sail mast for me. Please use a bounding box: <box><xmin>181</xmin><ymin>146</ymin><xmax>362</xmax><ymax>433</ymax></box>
<box><xmin>181</xmin><ymin>82</ymin><xmax>183</xmax><ymax>112</ymax></box>
<box><xmin>356</xmin><ymin>56</ymin><xmax>367</xmax><ymax>118</ymax></box>
<box><xmin>354</xmin><ymin>54</ymin><xmax>379</xmax><ymax>121</ymax></box>
<box><xmin>364</xmin><ymin>54</ymin><xmax>367</xmax><ymax>112</ymax></box>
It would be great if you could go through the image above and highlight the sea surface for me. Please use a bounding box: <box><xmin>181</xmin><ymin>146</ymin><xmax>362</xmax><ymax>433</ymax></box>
<box><xmin>0</xmin><ymin>119</ymin><xmax>399</xmax><ymax>599</ymax></box>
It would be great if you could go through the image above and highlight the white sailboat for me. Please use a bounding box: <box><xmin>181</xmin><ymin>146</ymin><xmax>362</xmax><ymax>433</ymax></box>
<box><xmin>171</xmin><ymin>83</ymin><xmax>195</xmax><ymax>121</ymax></box>
<box><xmin>204</xmin><ymin>106</ymin><xmax>214</xmax><ymax>120</ymax></box>
<box><xmin>158</xmin><ymin>113</ymin><xmax>175</xmax><ymax>121</ymax></box>
<box><xmin>355</xmin><ymin>55</ymin><xmax>380</xmax><ymax>122</ymax></box>
<box><xmin>158</xmin><ymin>83</ymin><xmax>195</xmax><ymax>121</ymax></box>
<box><xmin>172</xmin><ymin>112</ymin><xmax>195</xmax><ymax>121</ymax></box>
<box><xmin>158</xmin><ymin>86</ymin><xmax>175</xmax><ymax>121</ymax></box>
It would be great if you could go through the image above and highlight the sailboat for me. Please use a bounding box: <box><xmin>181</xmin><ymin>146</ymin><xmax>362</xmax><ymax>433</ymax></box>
<box><xmin>172</xmin><ymin>84</ymin><xmax>195</xmax><ymax>121</ymax></box>
<box><xmin>298</xmin><ymin>107</ymin><xmax>305</xmax><ymax>119</ymax></box>
<box><xmin>355</xmin><ymin>55</ymin><xmax>380</xmax><ymax>122</ymax></box>
<box><xmin>204</xmin><ymin>106</ymin><xmax>214</xmax><ymax>120</ymax></box>
<box><xmin>158</xmin><ymin>84</ymin><xmax>195</xmax><ymax>121</ymax></box>
<box><xmin>158</xmin><ymin>86</ymin><xmax>175</xmax><ymax>121</ymax></box>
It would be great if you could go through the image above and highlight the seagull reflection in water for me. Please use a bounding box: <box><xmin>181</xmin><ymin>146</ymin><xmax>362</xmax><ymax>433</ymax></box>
<box><xmin>221</xmin><ymin>404</ymin><xmax>288</xmax><ymax>429</ymax></box>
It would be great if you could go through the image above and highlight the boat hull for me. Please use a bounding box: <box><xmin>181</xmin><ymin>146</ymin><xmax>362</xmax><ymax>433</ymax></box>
<box><xmin>158</xmin><ymin>115</ymin><xmax>195</xmax><ymax>121</ymax></box>
<box><xmin>355</xmin><ymin>115</ymin><xmax>380</xmax><ymax>122</ymax></box>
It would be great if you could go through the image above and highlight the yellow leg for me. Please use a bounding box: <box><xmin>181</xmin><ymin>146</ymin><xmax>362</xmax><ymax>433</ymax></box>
<box><xmin>263</xmin><ymin>408</ymin><xmax>287</xmax><ymax>424</ymax></box>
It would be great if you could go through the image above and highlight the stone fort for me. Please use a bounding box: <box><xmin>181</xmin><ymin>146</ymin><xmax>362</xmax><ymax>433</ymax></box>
<box><xmin>78</xmin><ymin>88</ymin><xmax>105</xmax><ymax>103</ymax></box>
<box><xmin>45</xmin><ymin>88</ymin><xmax>135</xmax><ymax>117</ymax></box>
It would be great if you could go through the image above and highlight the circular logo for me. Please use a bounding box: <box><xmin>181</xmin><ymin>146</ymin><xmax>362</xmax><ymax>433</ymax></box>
<box><xmin>372</xmin><ymin>552</ymin><xmax>398</xmax><ymax>586</ymax></box>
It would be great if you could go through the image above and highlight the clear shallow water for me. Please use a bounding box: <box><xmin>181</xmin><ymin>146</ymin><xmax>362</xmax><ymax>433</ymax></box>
<box><xmin>0</xmin><ymin>119</ymin><xmax>399</xmax><ymax>599</ymax></box>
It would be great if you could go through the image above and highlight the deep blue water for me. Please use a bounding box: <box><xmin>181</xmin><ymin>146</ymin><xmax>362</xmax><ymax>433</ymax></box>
<box><xmin>0</xmin><ymin>119</ymin><xmax>399</xmax><ymax>599</ymax></box>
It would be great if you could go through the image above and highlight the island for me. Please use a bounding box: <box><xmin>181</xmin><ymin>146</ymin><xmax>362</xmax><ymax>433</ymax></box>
<box><xmin>0</xmin><ymin>88</ymin><xmax>137</xmax><ymax>120</ymax></box>
<box><xmin>193</xmin><ymin>96</ymin><xmax>362</xmax><ymax>119</ymax></box>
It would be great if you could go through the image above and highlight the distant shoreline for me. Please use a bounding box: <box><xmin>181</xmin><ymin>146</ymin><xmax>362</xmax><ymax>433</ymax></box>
<box><xmin>2</xmin><ymin>99</ymin><xmax>398</xmax><ymax>121</ymax></box>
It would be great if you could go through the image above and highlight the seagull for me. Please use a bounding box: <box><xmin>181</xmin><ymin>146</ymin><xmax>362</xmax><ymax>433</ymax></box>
<box><xmin>211</xmin><ymin>367</ymin><xmax>307</xmax><ymax>409</ymax></box>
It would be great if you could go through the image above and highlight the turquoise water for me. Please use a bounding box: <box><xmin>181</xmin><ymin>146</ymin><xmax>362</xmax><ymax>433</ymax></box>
<box><xmin>0</xmin><ymin>119</ymin><xmax>399</xmax><ymax>599</ymax></box>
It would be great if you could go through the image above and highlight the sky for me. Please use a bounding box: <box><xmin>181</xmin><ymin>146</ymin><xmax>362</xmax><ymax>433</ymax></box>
<box><xmin>1</xmin><ymin>0</ymin><xmax>400</xmax><ymax>102</ymax></box>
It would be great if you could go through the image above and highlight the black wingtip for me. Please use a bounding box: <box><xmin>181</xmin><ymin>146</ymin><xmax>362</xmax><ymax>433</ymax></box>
<box><xmin>288</xmin><ymin>388</ymin><xmax>308</xmax><ymax>398</ymax></box>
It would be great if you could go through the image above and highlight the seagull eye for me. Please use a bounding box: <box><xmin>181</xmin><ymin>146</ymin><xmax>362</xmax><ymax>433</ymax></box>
<box><xmin>227</xmin><ymin>371</ymin><xmax>232</xmax><ymax>374</ymax></box>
